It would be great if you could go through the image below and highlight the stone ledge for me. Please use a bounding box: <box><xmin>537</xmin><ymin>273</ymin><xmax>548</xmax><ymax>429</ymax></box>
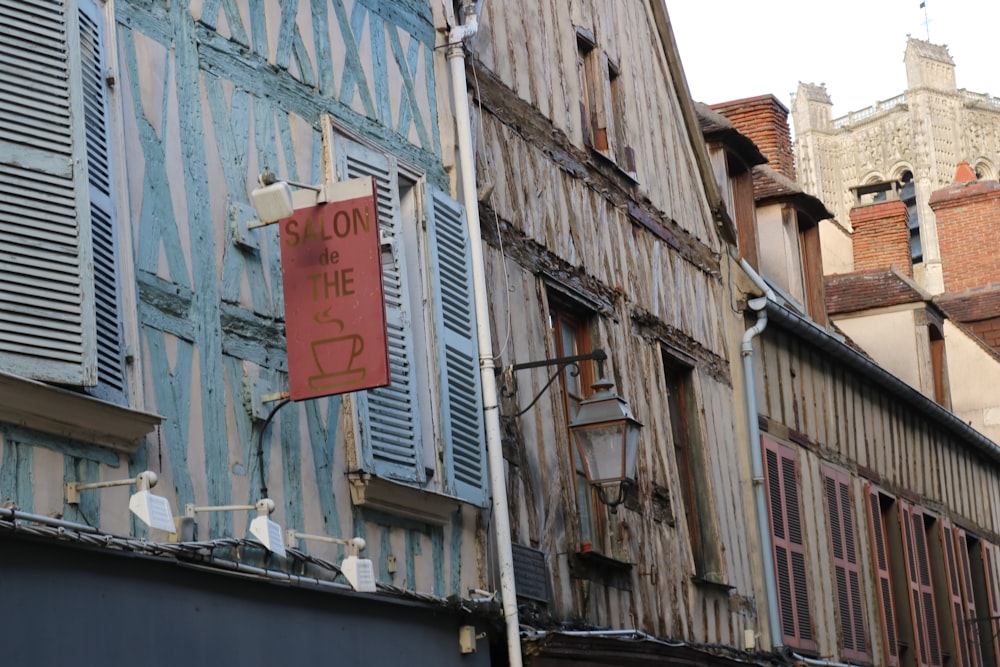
<box><xmin>0</xmin><ymin>371</ymin><xmax>161</xmax><ymax>454</ymax></box>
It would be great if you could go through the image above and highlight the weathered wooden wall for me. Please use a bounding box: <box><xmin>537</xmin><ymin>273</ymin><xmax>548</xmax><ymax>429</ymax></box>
<box><xmin>757</xmin><ymin>324</ymin><xmax>1000</xmax><ymax>658</ymax></box>
<box><xmin>758</xmin><ymin>327</ymin><xmax>1000</xmax><ymax>532</ymax></box>
<box><xmin>472</xmin><ymin>0</ymin><xmax>761</xmax><ymax>645</ymax></box>
<box><xmin>475</xmin><ymin>0</ymin><xmax>714</xmax><ymax>243</ymax></box>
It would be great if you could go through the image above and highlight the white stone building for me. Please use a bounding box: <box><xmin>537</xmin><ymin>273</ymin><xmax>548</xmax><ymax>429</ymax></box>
<box><xmin>792</xmin><ymin>37</ymin><xmax>1000</xmax><ymax>294</ymax></box>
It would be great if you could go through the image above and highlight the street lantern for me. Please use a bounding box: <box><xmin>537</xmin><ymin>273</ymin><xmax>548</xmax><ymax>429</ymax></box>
<box><xmin>569</xmin><ymin>376</ymin><xmax>643</xmax><ymax>511</ymax></box>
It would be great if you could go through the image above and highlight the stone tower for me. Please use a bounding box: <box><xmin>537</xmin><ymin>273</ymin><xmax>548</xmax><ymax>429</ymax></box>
<box><xmin>792</xmin><ymin>36</ymin><xmax>1000</xmax><ymax>295</ymax></box>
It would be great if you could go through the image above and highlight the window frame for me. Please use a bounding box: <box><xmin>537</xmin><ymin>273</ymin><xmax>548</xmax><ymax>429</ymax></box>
<box><xmin>548</xmin><ymin>298</ymin><xmax>603</xmax><ymax>549</ymax></box>
<box><xmin>575</xmin><ymin>26</ymin><xmax>632</xmax><ymax>172</ymax></box>
<box><xmin>334</xmin><ymin>135</ymin><xmax>487</xmax><ymax>511</ymax></box>
<box><xmin>663</xmin><ymin>351</ymin><xmax>725</xmax><ymax>585</ymax></box>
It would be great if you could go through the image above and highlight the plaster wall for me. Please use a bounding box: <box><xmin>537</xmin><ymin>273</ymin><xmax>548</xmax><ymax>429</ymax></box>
<box><xmin>832</xmin><ymin>310</ymin><xmax>922</xmax><ymax>390</ymax></box>
<box><xmin>943</xmin><ymin>320</ymin><xmax>1000</xmax><ymax>444</ymax></box>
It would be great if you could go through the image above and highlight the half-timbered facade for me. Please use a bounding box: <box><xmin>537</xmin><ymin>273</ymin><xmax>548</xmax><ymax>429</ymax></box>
<box><xmin>0</xmin><ymin>0</ymin><xmax>494</xmax><ymax>664</ymax></box>
<box><xmin>466</xmin><ymin>2</ymin><xmax>769</xmax><ymax>664</ymax></box>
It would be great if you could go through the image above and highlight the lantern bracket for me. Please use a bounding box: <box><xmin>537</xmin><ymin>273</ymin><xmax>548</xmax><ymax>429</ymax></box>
<box><xmin>499</xmin><ymin>349</ymin><xmax>607</xmax><ymax>418</ymax></box>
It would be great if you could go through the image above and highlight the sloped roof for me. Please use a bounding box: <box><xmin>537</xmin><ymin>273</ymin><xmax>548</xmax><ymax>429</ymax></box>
<box><xmin>825</xmin><ymin>267</ymin><xmax>928</xmax><ymax>315</ymax></box>
<box><xmin>695</xmin><ymin>102</ymin><xmax>767</xmax><ymax>169</ymax></box>
<box><xmin>905</xmin><ymin>36</ymin><xmax>954</xmax><ymax>65</ymax></box>
<box><xmin>935</xmin><ymin>284</ymin><xmax>1000</xmax><ymax>323</ymax></box>
<box><xmin>753</xmin><ymin>164</ymin><xmax>833</xmax><ymax>224</ymax></box>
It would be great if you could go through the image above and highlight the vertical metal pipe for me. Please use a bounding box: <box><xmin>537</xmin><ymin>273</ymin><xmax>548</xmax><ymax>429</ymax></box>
<box><xmin>738</xmin><ymin>257</ymin><xmax>783</xmax><ymax>650</ymax></box>
<box><xmin>446</xmin><ymin>7</ymin><xmax>523</xmax><ymax>666</ymax></box>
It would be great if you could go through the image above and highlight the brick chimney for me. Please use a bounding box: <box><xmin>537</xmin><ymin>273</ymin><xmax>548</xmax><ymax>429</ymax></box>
<box><xmin>711</xmin><ymin>95</ymin><xmax>794</xmax><ymax>180</ymax></box>
<box><xmin>929</xmin><ymin>163</ymin><xmax>1000</xmax><ymax>292</ymax></box>
<box><xmin>849</xmin><ymin>200</ymin><xmax>912</xmax><ymax>277</ymax></box>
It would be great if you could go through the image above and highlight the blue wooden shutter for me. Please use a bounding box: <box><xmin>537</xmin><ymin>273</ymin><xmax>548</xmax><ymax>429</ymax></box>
<box><xmin>79</xmin><ymin>0</ymin><xmax>126</xmax><ymax>403</ymax></box>
<box><xmin>338</xmin><ymin>139</ymin><xmax>421</xmax><ymax>483</ymax></box>
<box><xmin>425</xmin><ymin>184</ymin><xmax>486</xmax><ymax>506</ymax></box>
<box><xmin>0</xmin><ymin>0</ymin><xmax>98</xmax><ymax>385</ymax></box>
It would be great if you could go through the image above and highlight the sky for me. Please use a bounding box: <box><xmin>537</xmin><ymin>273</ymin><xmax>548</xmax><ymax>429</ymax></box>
<box><xmin>668</xmin><ymin>0</ymin><xmax>1000</xmax><ymax>119</ymax></box>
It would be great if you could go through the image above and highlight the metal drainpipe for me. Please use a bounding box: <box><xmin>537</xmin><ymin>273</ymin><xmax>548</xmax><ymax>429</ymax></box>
<box><xmin>738</xmin><ymin>257</ymin><xmax>783</xmax><ymax>650</ymax></box>
<box><xmin>446</xmin><ymin>5</ymin><xmax>524</xmax><ymax>667</ymax></box>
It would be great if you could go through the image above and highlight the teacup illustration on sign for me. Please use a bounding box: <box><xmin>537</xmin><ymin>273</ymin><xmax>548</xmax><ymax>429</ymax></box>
<box><xmin>308</xmin><ymin>312</ymin><xmax>367</xmax><ymax>390</ymax></box>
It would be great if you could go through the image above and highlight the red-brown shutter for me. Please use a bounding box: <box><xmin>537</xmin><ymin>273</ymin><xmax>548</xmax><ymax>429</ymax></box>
<box><xmin>867</xmin><ymin>486</ymin><xmax>900</xmax><ymax>666</ymax></box>
<box><xmin>762</xmin><ymin>436</ymin><xmax>815</xmax><ymax>649</ymax></box>
<box><xmin>823</xmin><ymin>467</ymin><xmax>869</xmax><ymax>662</ymax></box>
<box><xmin>941</xmin><ymin>520</ymin><xmax>976</xmax><ymax>667</ymax></box>
<box><xmin>980</xmin><ymin>542</ymin><xmax>1000</xmax><ymax>662</ymax></box>
<box><xmin>900</xmin><ymin>501</ymin><xmax>942</xmax><ymax>667</ymax></box>
<box><xmin>953</xmin><ymin>527</ymin><xmax>982</xmax><ymax>667</ymax></box>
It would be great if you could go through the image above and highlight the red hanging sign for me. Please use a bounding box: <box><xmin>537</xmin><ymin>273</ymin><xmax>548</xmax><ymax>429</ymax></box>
<box><xmin>279</xmin><ymin>177</ymin><xmax>389</xmax><ymax>400</ymax></box>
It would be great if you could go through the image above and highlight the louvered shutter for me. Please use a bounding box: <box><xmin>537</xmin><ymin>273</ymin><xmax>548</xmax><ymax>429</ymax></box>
<box><xmin>425</xmin><ymin>184</ymin><xmax>486</xmax><ymax>506</ymax></box>
<box><xmin>79</xmin><ymin>0</ymin><xmax>125</xmax><ymax>403</ymax></box>
<box><xmin>0</xmin><ymin>0</ymin><xmax>98</xmax><ymax>385</ymax></box>
<box><xmin>900</xmin><ymin>501</ymin><xmax>943</xmax><ymax>667</ymax></box>
<box><xmin>941</xmin><ymin>521</ymin><xmax>978</xmax><ymax>667</ymax></box>
<box><xmin>823</xmin><ymin>467</ymin><xmax>869</xmax><ymax>662</ymax></box>
<box><xmin>338</xmin><ymin>140</ymin><xmax>421</xmax><ymax>483</ymax></box>
<box><xmin>867</xmin><ymin>486</ymin><xmax>901</xmax><ymax>666</ymax></box>
<box><xmin>954</xmin><ymin>530</ymin><xmax>982</xmax><ymax>667</ymax></box>
<box><xmin>762</xmin><ymin>436</ymin><xmax>815</xmax><ymax>649</ymax></box>
<box><xmin>980</xmin><ymin>542</ymin><xmax>1000</xmax><ymax>663</ymax></box>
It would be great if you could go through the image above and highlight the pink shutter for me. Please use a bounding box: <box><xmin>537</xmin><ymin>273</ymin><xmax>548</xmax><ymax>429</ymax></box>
<box><xmin>980</xmin><ymin>542</ymin><xmax>1000</xmax><ymax>662</ymax></box>
<box><xmin>823</xmin><ymin>467</ymin><xmax>869</xmax><ymax>662</ymax></box>
<box><xmin>899</xmin><ymin>501</ymin><xmax>942</xmax><ymax>667</ymax></box>
<box><xmin>867</xmin><ymin>486</ymin><xmax>900</xmax><ymax>666</ymax></box>
<box><xmin>762</xmin><ymin>436</ymin><xmax>815</xmax><ymax>649</ymax></box>
<box><xmin>940</xmin><ymin>520</ymin><xmax>975</xmax><ymax>667</ymax></box>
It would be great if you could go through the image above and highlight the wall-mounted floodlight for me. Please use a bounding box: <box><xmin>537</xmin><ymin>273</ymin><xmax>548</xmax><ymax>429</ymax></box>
<box><xmin>285</xmin><ymin>531</ymin><xmax>376</xmax><ymax>592</ymax></box>
<box><xmin>65</xmin><ymin>470</ymin><xmax>176</xmax><ymax>533</ymax></box>
<box><xmin>249</xmin><ymin>172</ymin><xmax>324</xmax><ymax>225</ymax></box>
<box><xmin>185</xmin><ymin>498</ymin><xmax>286</xmax><ymax>558</ymax></box>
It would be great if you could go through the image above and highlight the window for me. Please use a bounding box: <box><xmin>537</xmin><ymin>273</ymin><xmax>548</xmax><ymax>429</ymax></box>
<box><xmin>337</xmin><ymin>137</ymin><xmax>486</xmax><ymax>507</ymax></box>
<box><xmin>549</xmin><ymin>301</ymin><xmax>600</xmax><ymax>547</ymax></box>
<box><xmin>0</xmin><ymin>0</ymin><xmax>128</xmax><ymax>404</ymax></box>
<box><xmin>898</xmin><ymin>501</ymin><xmax>943</xmax><ymax>667</ymax></box>
<box><xmin>799</xmin><ymin>220</ymin><xmax>827</xmax><ymax>327</ymax></box>
<box><xmin>822</xmin><ymin>466</ymin><xmax>869</xmax><ymax>662</ymax></box>
<box><xmin>901</xmin><ymin>172</ymin><xmax>922</xmax><ymax>265</ymax></box>
<box><xmin>867</xmin><ymin>485</ymin><xmax>945</xmax><ymax>667</ymax></box>
<box><xmin>867</xmin><ymin>487</ymin><xmax>902</xmax><ymax>666</ymax></box>
<box><xmin>964</xmin><ymin>535</ymin><xmax>1000</xmax><ymax>665</ymax></box>
<box><xmin>929</xmin><ymin>323</ymin><xmax>948</xmax><ymax>407</ymax></box>
<box><xmin>761</xmin><ymin>435</ymin><xmax>815</xmax><ymax>649</ymax></box>
<box><xmin>576</xmin><ymin>27</ymin><xmax>632</xmax><ymax>172</ymax></box>
<box><xmin>935</xmin><ymin>520</ymin><xmax>981</xmax><ymax>667</ymax></box>
<box><xmin>664</xmin><ymin>352</ymin><xmax>724</xmax><ymax>584</ymax></box>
